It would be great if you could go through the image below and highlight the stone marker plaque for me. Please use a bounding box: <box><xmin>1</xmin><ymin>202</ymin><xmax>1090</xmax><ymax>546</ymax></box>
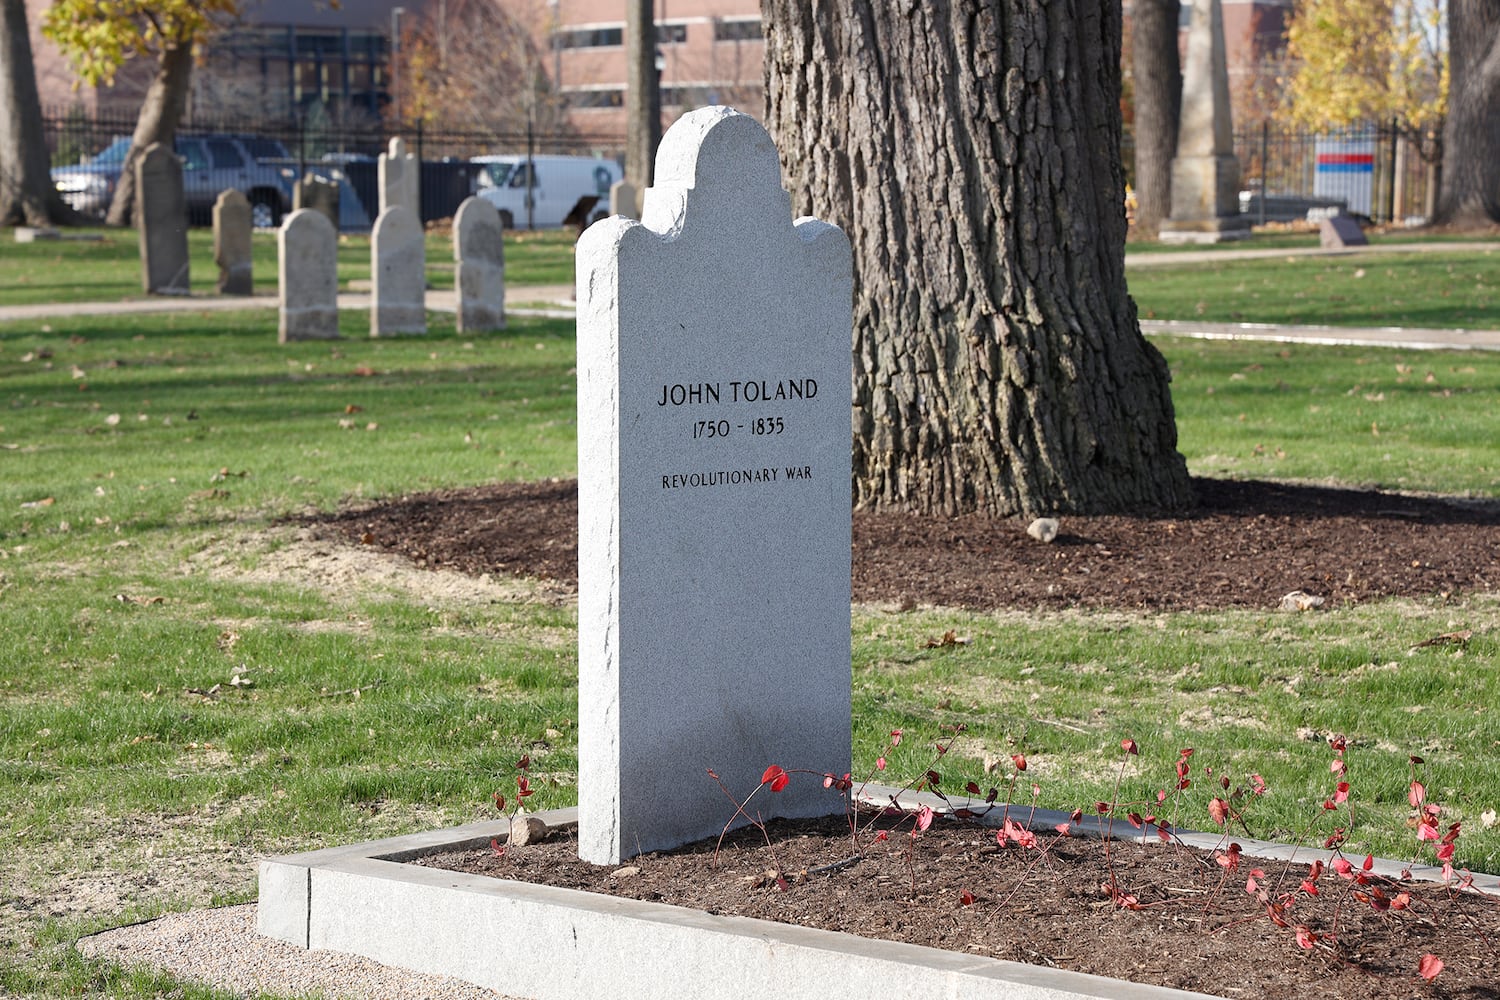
<box><xmin>453</xmin><ymin>196</ymin><xmax>505</xmax><ymax>333</ymax></box>
<box><xmin>1319</xmin><ymin>215</ymin><xmax>1368</xmax><ymax>249</ymax></box>
<box><xmin>575</xmin><ymin>107</ymin><xmax>853</xmax><ymax>864</ymax></box>
<box><xmin>278</xmin><ymin>209</ymin><xmax>339</xmax><ymax>342</ymax></box>
<box><xmin>379</xmin><ymin>137</ymin><xmax>419</xmax><ymax>217</ymax></box>
<box><xmin>295</xmin><ymin>174</ymin><xmax>341</xmax><ymax>232</ymax></box>
<box><xmin>136</xmin><ymin>142</ymin><xmax>190</xmax><ymax>294</ymax></box>
<box><xmin>370</xmin><ymin>204</ymin><xmax>426</xmax><ymax>337</ymax></box>
<box><xmin>213</xmin><ymin>189</ymin><xmax>253</xmax><ymax>295</ymax></box>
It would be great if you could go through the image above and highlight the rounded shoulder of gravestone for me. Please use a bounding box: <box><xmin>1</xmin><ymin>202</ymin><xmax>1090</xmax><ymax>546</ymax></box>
<box><xmin>581</xmin><ymin>106</ymin><xmax>849</xmax><ymax>270</ymax></box>
<box><xmin>453</xmin><ymin>196</ymin><xmax>504</xmax><ymax>260</ymax></box>
<box><xmin>279</xmin><ymin>207</ymin><xmax>337</xmax><ymax>240</ymax></box>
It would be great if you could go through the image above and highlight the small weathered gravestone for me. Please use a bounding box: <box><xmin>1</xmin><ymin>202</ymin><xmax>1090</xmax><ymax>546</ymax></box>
<box><xmin>1319</xmin><ymin>215</ymin><xmax>1368</xmax><ymax>249</ymax></box>
<box><xmin>136</xmin><ymin>142</ymin><xmax>190</xmax><ymax>294</ymax></box>
<box><xmin>370</xmin><ymin>204</ymin><xmax>426</xmax><ymax>337</ymax></box>
<box><xmin>576</xmin><ymin>107</ymin><xmax>853</xmax><ymax>865</ymax></box>
<box><xmin>1160</xmin><ymin>0</ymin><xmax>1251</xmax><ymax>244</ymax></box>
<box><xmin>378</xmin><ymin>137</ymin><xmax>420</xmax><ymax>218</ymax></box>
<box><xmin>294</xmin><ymin>173</ymin><xmax>341</xmax><ymax>232</ymax></box>
<box><xmin>213</xmin><ymin>190</ymin><xmax>253</xmax><ymax>296</ymax></box>
<box><xmin>453</xmin><ymin>197</ymin><xmax>505</xmax><ymax>334</ymax></box>
<box><xmin>278</xmin><ymin>209</ymin><xmax>340</xmax><ymax>342</ymax></box>
<box><xmin>609</xmin><ymin>179</ymin><xmax>640</xmax><ymax>221</ymax></box>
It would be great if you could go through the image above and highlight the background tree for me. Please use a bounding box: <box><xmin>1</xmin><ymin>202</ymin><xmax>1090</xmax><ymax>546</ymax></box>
<box><xmin>1131</xmin><ymin>0</ymin><xmax>1182</xmax><ymax>237</ymax></box>
<box><xmin>1282</xmin><ymin>0</ymin><xmax>1447</xmax><ymax>151</ymax></box>
<box><xmin>625</xmin><ymin>0</ymin><xmax>661</xmax><ymax>186</ymax></box>
<box><xmin>1431</xmin><ymin>0</ymin><xmax>1499</xmax><ymax>227</ymax></box>
<box><xmin>401</xmin><ymin>0</ymin><xmax>570</xmax><ymax>140</ymax></box>
<box><xmin>42</xmin><ymin>0</ymin><xmax>237</xmax><ymax>226</ymax></box>
<box><xmin>1</xmin><ymin>0</ymin><xmax>84</xmax><ymax>225</ymax></box>
<box><xmin>762</xmin><ymin>2</ymin><xmax>1193</xmax><ymax>517</ymax></box>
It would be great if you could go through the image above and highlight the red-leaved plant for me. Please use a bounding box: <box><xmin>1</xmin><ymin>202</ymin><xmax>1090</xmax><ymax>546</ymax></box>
<box><xmin>716</xmin><ymin>730</ymin><xmax>1486</xmax><ymax>985</ymax></box>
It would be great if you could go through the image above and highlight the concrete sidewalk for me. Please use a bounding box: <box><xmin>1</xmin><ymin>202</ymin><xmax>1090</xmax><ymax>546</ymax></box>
<box><xmin>0</xmin><ymin>285</ymin><xmax>577</xmax><ymax>324</ymax></box>
<box><xmin>1141</xmin><ymin>318</ymin><xmax>1500</xmax><ymax>351</ymax></box>
<box><xmin>1</xmin><ymin>281</ymin><xmax>1496</xmax><ymax>351</ymax></box>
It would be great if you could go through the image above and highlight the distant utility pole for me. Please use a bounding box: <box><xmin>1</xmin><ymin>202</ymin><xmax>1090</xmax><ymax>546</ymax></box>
<box><xmin>625</xmin><ymin>0</ymin><xmax>660</xmax><ymax>187</ymax></box>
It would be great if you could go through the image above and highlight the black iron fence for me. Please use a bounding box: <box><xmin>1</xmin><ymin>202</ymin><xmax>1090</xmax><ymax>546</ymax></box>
<box><xmin>1232</xmin><ymin>120</ymin><xmax>1439</xmax><ymax>226</ymax></box>
<box><xmin>41</xmin><ymin>106</ymin><xmax>628</xmax><ymax>228</ymax></box>
<box><xmin>40</xmin><ymin>107</ymin><xmax>1441</xmax><ymax>229</ymax></box>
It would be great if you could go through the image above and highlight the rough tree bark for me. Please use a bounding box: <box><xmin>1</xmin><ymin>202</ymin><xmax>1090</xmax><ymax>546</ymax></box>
<box><xmin>106</xmin><ymin>41</ymin><xmax>194</xmax><ymax>227</ymax></box>
<box><xmin>762</xmin><ymin>2</ymin><xmax>1193</xmax><ymax>517</ymax></box>
<box><xmin>0</xmin><ymin>0</ymin><xmax>85</xmax><ymax>226</ymax></box>
<box><xmin>1432</xmin><ymin>0</ymin><xmax>1500</xmax><ymax>228</ymax></box>
<box><xmin>1131</xmin><ymin>0</ymin><xmax>1182</xmax><ymax>237</ymax></box>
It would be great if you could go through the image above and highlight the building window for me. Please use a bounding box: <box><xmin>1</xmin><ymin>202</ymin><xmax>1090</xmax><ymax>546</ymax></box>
<box><xmin>658</xmin><ymin>22</ymin><xmax>688</xmax><ymax>45</ymax></box>
<box><xmin>564</xmin><ymin>87</ymin><xmax>625</xmax><ymax>109</ymax></box>
<box><xmin>714</xmin><ymin>18</ymin><xmax>762</xmax><ymax>42</ymax></box>
<box><xmin>557</xmin><ymin>25</ymin><xmax>624</xmax><ymax>49</ymax></box>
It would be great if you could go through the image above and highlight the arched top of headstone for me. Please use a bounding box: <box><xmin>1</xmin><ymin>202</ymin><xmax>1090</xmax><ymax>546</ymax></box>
<box><xmin>388</xmin><ymin>137</ymin><xmax>408</xmax><ymax>159</ymax></box>
<box><xmin>215</xmin><ymin>189</ymin><xmax>250</xmax><ymax>211</ymax></box>
<box><xmin>137</xmin><ymin>142</ymin><xmax>178</xmax><ymax>176</ymax></box>
<box><xmin>640</xmin><ymin>106</ymin><xmax>793</xmax><ymax>237</ymax></box>
<box><xmin>372</xmin><ymin>203</ymin><xmax>421</xmax><ymax>241</ymax></box>
<box><xmin>280</xmin><ymin>207</ymin><xmax>336</xmax><ymax>240</ymax></box>
<box><xmin>453</xmin><ymin>196</ymin><xmax>503</xmax><ymax>263</ymax></box>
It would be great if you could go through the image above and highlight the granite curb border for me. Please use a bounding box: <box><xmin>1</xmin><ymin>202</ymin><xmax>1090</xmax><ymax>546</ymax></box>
<box><xmin>258</xmin><ymin>788</ymin><xmax>1498</xmax><ymax>1000</ymax></box>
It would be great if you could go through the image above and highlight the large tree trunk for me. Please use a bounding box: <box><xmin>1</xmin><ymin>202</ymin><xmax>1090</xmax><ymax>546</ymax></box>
<box><xmin>762</xmin><ymin>1</ymin><xmax>1193</xmax><ymax>517</ymax></box>
<box><xmin>624</xmin><ymin>0</ymin><xmax>661</xmax><ymax>186</ymax></box>
<box><xmin>1131</xmin><ymin>0</ymin><xmax>1181</xmax><ymax>237</ymax></box>
<box><xmin>1431</xmin><ymin>0</ymin><xmax>1500</xmax><ymax>228</ymax></box>
<box><xmin>106</xmin><ymin>40</ymin><xmax>194</xmax><ymax>227</ymax></box>
<box><xmin>0</xmin><ymin>0</ymin><xmax>85</xmax><ymax>226</ymax></box>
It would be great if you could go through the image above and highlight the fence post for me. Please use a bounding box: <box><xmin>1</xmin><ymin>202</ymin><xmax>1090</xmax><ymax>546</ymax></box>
<box><xmin>1384</xmin><ymin>118</ymin><xmax>1399</xmax><ymax>225</ymax></box>
<box><xmin>1259</xmin><ymin>120</ymin><xmax>1269</xmax><ymax>227</ymax></box>
<box><xmin>415</xmin><ymin>119</ymin><xmax>425</xmax><ymax>223</ymax></box>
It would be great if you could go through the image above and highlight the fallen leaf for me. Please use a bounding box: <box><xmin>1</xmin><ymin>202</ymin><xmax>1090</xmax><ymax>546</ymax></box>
<box><xmin>1278</xmin><ymin>590</ymin><xmax>1324</xmax><ymax>612</ymax></box>
<box><xmin>351</xmin><ymin>365</ymin><xmax>377</xmax><ymax>377</ymax></box>
<box><xmin>1411</xmin><ymin>630</ymin><xmax>1472</xmax><ymax>650</ymax></box>
<box><xmin>20</xmin><ymin>497</ymin><xmax>55</xmax><ymax>508</ymax></box>
<box><xmin>922</xmin><ymin>630</ymin><xmax>971</xmax><ymax>649</ymax></box>
<box><xmin>114</xmin><ymin>593</ymin><xmax>164</xmax><ymax>605</ymax></box>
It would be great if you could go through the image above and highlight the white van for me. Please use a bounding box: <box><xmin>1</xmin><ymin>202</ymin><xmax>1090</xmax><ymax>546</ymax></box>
<box><xmin>472</xmin><ymin>154</ymin><xmax>623</xmax><ymax>229</ymax></box>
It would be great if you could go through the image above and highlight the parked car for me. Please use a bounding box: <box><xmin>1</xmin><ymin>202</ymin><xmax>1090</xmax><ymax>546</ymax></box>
<box><xmin>472</xmin><ymin>154</ymin><xmax>622</xmax><ymax>229</ymax></box>
<box><xmin>52</xmin><ymin>134</ymin><xmax>297</xmax><ymax>228</ymax></box>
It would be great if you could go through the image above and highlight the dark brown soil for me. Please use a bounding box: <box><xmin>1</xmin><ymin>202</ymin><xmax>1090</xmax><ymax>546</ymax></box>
<box><xmin>314</xmin><ymin>477</ymin><xmax>1500</xmax><ymax>612</ymax></box>
<box><xmin>313</xmin><ymin>476</ymin><xmax>1500</xmax><ymax>997</ymax></box>
<box><xmin>416</xmin><ymin>813</ymin><xmax>1500</xmax><ymax>999</ymax></box>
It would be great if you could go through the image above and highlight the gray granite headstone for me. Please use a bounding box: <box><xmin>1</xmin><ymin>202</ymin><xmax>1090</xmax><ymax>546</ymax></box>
<box><xmin>1319</xmin><ymin>215</ymin><xmax>1368</xmax><ymax>249</ymax></box>
<box><xmin>294</xmin><ymin>174</ymin><xmax>341</xmax><ymax>232</ymax></box>
<box><xmin>378</xmin><ymin>137</ymin><xmax>420</xmax><ymax>218</ymax></box>
<box><xmin>453</xmin><ymin>196</ymin><xmax>505</xmax><ymax>334</ymax></box>
<box><xmin>1160</xmin><ymin>0</ymin><xmax>1250</xmax><ymax>243</ymax></box>
<box><xmin>277</xmin><ymin>209</ymin><xmax>340</xmax><ymax>342</ymax></box>
<box><xmin>136</xmin><ymin>142</ymin><xmax>190</xmax><ymax>294</ymax></box>
<box><xmin>370</xmin><ymin>204</ymin><xmax>426</xmax><ymax>337</ymax></box>
<box><xmin>575</xmin><ymin>106</ymin><xmax>853</xmax><ymax>865</ymax></box>
<box><xmin>213</xmin><ymin>189</ymin><xmax>253</xmax><ymax>296</ymax></box>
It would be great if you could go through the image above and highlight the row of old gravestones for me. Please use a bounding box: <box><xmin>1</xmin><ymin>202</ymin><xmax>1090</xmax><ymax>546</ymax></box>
<box><xmin>133</xmin><ymin>138</ymin><xmax>503</xmax><ymax>341</ymax></box>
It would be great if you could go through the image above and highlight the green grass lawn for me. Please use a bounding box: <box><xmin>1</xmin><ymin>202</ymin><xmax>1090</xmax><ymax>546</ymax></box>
<box><xmin>0</xmin><ymin>227</ymin><xmax>579</xmax><ymax>306</ymax></box>
<box><xmin>2</xmin><ymin>235</ymin><xmax>1499</xmax><ymax>998</ymax></box>
<box><xmin>1127</xmin><ymin>248</ymin><xmax>1500</xmax><ymax>329</ymax></box>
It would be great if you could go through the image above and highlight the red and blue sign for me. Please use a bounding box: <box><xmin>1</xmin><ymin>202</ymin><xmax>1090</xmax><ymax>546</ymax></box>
<box><xmin>1314</xmin><ymin>138</ymin><xmax>1376</xmax><ymax>215</ymax></box>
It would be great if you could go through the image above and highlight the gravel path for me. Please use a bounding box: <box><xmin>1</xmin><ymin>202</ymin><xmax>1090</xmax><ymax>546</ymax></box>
<box><xmin>77</xmin><ymin>904</ymin><xmax>522</xmax><ymax>1000</ymax></box>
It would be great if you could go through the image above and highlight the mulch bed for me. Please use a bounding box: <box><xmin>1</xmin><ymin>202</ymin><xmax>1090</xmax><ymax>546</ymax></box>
<box><xmin>314</xmin><ymin>476</ymin><xmax>1500</xmax><ymax>997</ymax></box>
<box><xmin>312</xmin><ymin>477</ymin><xmax>1500</xmax><ymax>612</ymax></box>
<box><xmin>416</xmin><ymin>812</ymin><xmax>1500</xmax><ymax>999</ymax></box>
